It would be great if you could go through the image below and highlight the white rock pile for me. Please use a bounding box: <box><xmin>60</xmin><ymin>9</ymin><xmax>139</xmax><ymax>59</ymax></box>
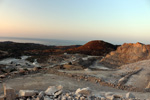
<box><xmin>0</xmin><ymin>84</ymin><xmax>146</xmax><ymax>100</ymax></box>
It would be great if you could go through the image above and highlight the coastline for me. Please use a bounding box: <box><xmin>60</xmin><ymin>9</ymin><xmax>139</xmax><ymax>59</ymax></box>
<box><xmin>0</xmin><ymin>37</ymin><xmax>86</xmax><ymax>46</ymax></box>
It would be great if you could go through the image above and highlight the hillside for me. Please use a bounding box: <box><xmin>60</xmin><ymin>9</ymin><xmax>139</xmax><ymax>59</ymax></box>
<box><xmin>67</xmin><ymin>40</ymin><xmax>118</xmax><ymax>56</ymax></box>
<box><xmin>100</xmin><ymin>42</ymin><xmax>150</xmax><ymax>68</ymax></box>
<box><xmin>0</xmin><ymin>41</ymin><xmax>81</xmax><ymax>58</ymax></box>
<box><xmin>116</xmin><ymin>59</ymin><xmax>150</xmax><ymax>91</ymax></box>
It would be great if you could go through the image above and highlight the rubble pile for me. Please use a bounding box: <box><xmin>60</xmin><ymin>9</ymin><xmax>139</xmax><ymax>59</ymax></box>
<box><xmin>0</xmin><ymin>85</ymin><xmax>143</xmax><ymax>100</ymax></box>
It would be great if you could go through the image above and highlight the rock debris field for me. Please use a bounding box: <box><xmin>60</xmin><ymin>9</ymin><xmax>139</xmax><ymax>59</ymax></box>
<box><xmin>0</xmin><ymin>84</ymin><xmax>148</xmax><ymax>100</ymax></box>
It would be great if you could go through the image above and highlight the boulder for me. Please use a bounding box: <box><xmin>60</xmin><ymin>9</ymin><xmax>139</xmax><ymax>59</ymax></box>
<box><xmin>126</xmin><ymin>92</ymin><xmax>135</xmax><ymax>99</ymax></box>
<box><xmin>18</xmin><ymin>68</ymin><xmax>26</xmax><ymax>73</ymax></box>
<box><xmin>105</xmin><ymin>92</ymin><xmax>114</xmax><ymax>96</ymax></box>
<box><xmin>36</xmin><ymin>91</ymin><xmax>44</xmax><ymax>100</ymax></box>
<box><xmin>45</xmin><ymin>85</ymin><xmax>63</xmax><ymax>95</ymax></box>
<box><xmin>32</xmin><ymin>66</ymin><xmax>41</xmax><ymax>71</ymax></box>
<box><xmin>84</xmin><ymin>68</ymin><xmax>92</xmax><ymax>71</ymax></box>
<box><xmin>106</xmin><ymin>95</ymin><xmax>114</xmax><ymax>100</ymax></box>
<box><xmin>105</xmin><ymin>92</ymin><xmax>122</xmax><ymax>100</ymax></box>
<box><xmin>0</xmin><ymin>75</ymin><xmax>6</xmax><ymax>78</ymax></box>
<box><xmin>61</xmin><ymin>95</ymin><xmax>67</xmax><ymax>100</ymax></box>
<box><xmin>19</xmin><ymin>90</ymin><xmax>38</xmax><ymax>97</ymax></box>
<box><xmin>105</xmin><ymin>92</ymin><xmax>114</xmax><ymax>100</ymax></box>
<box><xmin>54</xmin><ymin>90</ymin><xmax>63</xmax><ymax>98</ymax></box>
<box><xmin>44</xmin><ymin>96</ymin><xmax>53</xmax><ymax>100</ymax></box>
<box><xmin>75</xmin><ymin>87</ymin><xmax>92</xmax><ymax>96</ymax></box>
<box><xmin>118</xmin><ymin>77</ymin><xmax>127</xmax><ymax>85</ymax></box>
<box><xmin>146</xmin><ymin>82</ymin><xmax>150</xmax><ymax>89</ymax></box>
<box><xmin>80</xmin><ymin>96</ymin><xmax>85</xmax><ymax>100</ymax></box>
<box><xmin>26</xmin><ymin>98</ymin><xmax>31</xmax><ymax>100</ymax></box>
<box><xmin>0</xmin><ymin>95</ymin><xmax>5</xmax><ymax>100</ymax></box>
<box><xmin>3</xmin><ymin>84</ymin><xmax>16</xmax><ymax>100</ymax></box>
<box><xmin>100</xmin><ymin>97</ymin><xmax>106</xmax><ymax>100</ymax></box>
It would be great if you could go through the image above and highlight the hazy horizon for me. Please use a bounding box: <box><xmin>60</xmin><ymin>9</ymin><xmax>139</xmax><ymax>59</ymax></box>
<box><xmin>0</xmin><ymin>0</ymin><xmax>150</xmax><ymax>44</ymax></box>
<box><xmin>0</xmin><ymin>36</ymin><xmax>88</xmax><ymax>46</ymax></box>
<box><xmin>1</xmin><ymin>36</ymin><xmax>150</xmax><ymax>46</ymax></box>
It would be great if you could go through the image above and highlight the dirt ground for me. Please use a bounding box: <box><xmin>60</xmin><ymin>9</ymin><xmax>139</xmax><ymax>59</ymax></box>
<box><xmin>0</xmin><ymin>73</ymin><xmax>150</xmax><ymax>100</ymax></box>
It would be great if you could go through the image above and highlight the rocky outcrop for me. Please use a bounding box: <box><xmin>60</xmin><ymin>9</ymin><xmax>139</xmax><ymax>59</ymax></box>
<box><xmin>67</xmin><ymin>40</ymin><xmax>118</xmax><ymax>56</ymax></box>
<box><xmin>100</xmin><ymin>42</ymin><xmax>150</xmax><ymax>68</ymax></box>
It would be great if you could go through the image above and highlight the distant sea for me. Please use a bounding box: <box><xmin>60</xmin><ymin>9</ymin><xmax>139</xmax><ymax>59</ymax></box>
<box><xmin>0</xmin><ymin>37</ymin><xmax>86</xmax><ymax>46</ymax></box>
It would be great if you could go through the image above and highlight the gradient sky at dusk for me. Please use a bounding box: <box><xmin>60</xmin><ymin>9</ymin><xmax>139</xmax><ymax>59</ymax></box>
<box><xmin>0</xmin><ymin>0</ymin><xmax>150</xmax><ymax>44</ymax></box>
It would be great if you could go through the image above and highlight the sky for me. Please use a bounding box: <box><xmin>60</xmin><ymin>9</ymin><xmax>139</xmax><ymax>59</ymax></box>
<box><xmin>0</xmin><ymin>0</ymin><xmax>150</xmax><ymax>44</ymax></box>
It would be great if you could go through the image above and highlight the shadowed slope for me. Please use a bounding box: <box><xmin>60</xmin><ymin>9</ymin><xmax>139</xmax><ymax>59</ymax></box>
<box><xmin>67</xmin><ymin>40</ymin><xmax>117</xmax><ymax>56</ymax></box>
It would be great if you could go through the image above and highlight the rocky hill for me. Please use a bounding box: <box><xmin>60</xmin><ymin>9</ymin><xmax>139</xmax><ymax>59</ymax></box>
<box><xmin>100</xmin><ymin>42</ymin><xmax>150</xmax><ymax>68</ymax></box>
<box><xmin>67</xmin><ymin>40</ymin><xmax>118</xmax><ymax>56</ymax></box>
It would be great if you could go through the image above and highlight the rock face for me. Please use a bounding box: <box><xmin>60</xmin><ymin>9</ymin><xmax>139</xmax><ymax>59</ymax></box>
<box><xmin>67</xmin><ymin>40</ymin><xmax>118</xmax><ymax>56</ymax></box>
<box><xmin>100</xmin><ymin>42</ymin><xmax>150</xmax><ymax>68</ymax></box>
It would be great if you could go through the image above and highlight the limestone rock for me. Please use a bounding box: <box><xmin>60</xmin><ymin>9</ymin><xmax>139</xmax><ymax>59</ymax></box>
<box><xmin>61</xmin><ymin>95</ymin><xmax>67</xmax><ymax>100</ymax></box>
<box><xmin>105</xmin><ymin>92</ymin><xmax>114</xmax><ymax>97</ymax></box>
<box><xmin>75</xmin><ymin>87</ymin><xmax>91</xmax><ymax>96</ymax></box>
<box><xmin>126</xmin><ymin>92</ymin><xmax>135</xmax><ymax>99</ymax></box>
<box><xmin>45</xmin><ymin>85</ymin><xmax>63</xmax><ymax>95</ymax></box>
<box><xmin>44</xmin><ymin>96</ymin><xmax>53</xmax><ymax>100</ymax></box>
<box><xmin>0</xmin><ymin>95</ymin><xmax>5</xmax><ymax>100</ymax></box>
<box><xmin>0</xmin><ymin>75</ymin><xmax>6</xmax><ymax>78</ymax></box>
<box><xmin>105</xmin><ymin>92</ymin><xmax>114</xmax><ymax>100</ymax></box>
<box><xmin>19</xmin><ymin>90</ymin><xmax>38</xmax><ymax>97</ymax></box>
<box><xmin>84</xmin><ymin>68</ymin><xmax>92</xmax><ymax>71</ymax></box>
<box><xmin>3</xmin><ymin>84</ymin><xmax>16</xmax><ymax>100</ymax></box>
<box><xmin>54</xmin><ymin>90</ymin><xmax>63</xmax><ymax>98</ymax></box>
<box><xmin>36</xmin><ymin>91</ymin><xmax>44</xmax><ymax>100</ymax></box>
<box><xmin>146</xmin><ymin>82</ymin><xmax>150</xmax><ymax>89</ymax></box>
<box><xmin>80</xmin><ymin>96</ymin><xmax>85</xmax><ymax>100</ymax></box>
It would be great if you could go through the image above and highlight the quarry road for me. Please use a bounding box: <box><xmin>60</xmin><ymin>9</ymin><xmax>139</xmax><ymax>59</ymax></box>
<box><xmin>0</xmin><ymin>73</ymin><xmax>150</xmax><ymax>99</ymax></box>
